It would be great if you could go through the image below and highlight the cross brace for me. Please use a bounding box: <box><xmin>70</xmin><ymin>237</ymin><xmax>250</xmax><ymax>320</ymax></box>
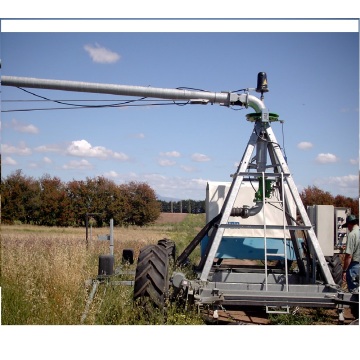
<box><xmin>199</xmin><ymin>120</ymin><xmax>335</xmax><ymax>286</ymax></box>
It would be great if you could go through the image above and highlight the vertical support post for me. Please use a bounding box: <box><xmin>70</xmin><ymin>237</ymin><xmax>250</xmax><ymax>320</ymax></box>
<box><xmin>85</xmin><ymin>212</ymin><xmax>89</xmax><ymax>250</ymax></box>
<box><xmin>281</xmin><ymin>172</ymin><xmax>289</xmax><ymax>292</ymax></box>
<box><xmin>110</xmin><ymin>218</ymin><xmax>114</xmax><ymax>256</ymax></box>
<box><xmin>80</xmin><ymin>280</ymin><xmax>99</xmax><ymax>324</ymax></box>
<box><xmin>262</xmin><ymin>173</ymin><xmax>268</xmax><ymax>291</ymax></box>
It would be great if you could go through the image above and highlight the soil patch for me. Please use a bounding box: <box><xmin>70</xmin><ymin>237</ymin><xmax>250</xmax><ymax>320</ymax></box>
<box><xmin>205</xmin><ymin>307</ymin><xmax>356</xmax><ymax>325</ymax></box>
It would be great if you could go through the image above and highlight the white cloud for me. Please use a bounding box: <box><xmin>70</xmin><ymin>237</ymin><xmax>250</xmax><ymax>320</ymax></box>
<box><xmin>3</xmin><ymin>156</ymin><xmax>17</xmax><ymax>165</ymax></box>
<box><xmin>113</xmin><ymin>151</ymin><xmax>130</xmax><ymax>161</ymax></box>
<box><xmin>328</xmin><ymin>174</ymin><xmax>358</xmax><ymax>189</ymax></box>
<box><xmin>315</xmin><ymin>174</ymin><xmax>358</xmax><ymax>197</ymax></box>
<box><xmin>160</xmin><ymin>151</ymin><xmax>181</xmax><ymax>158</ymax></box>
<box><xmin>66</xmin><ymin>139</ymin><xmax>129</xmax><ymax>161</ymax></box>
<box><xmin>297</xmin><ymin>141</ymin><xmax>313</xmax><ymax>150</ymax></box>
<box><xmin>62</xmin><ymin>159</ymin><xmax>93</xmax><ymax>170</ymax></box>
<box><xmin>180</xmin><ymin>165</ymin><xmax>196</xmax><ymax>173</ymax></box>
<box><xmin>67</xmin><ymin>139</ymin><xmax>106</xmax><ymax>157</ymax></box>
<box><xmin>349</xmin><ymin>158</ymin><xmax>359</xmax><ymax>165</ymax></box>
<box><xmin>9</xmin><ymin>119</ymin><xmax>39</xmax><ymax>134</ymax></box>
<box><xmin>315</xmin><ymin>153</ymin><xmax>338</xmax><ymax>164</ymax></box>
<box><xmin>158</xmin><ymin>159</ymin><xmax>176</xmax><ymax>167</ymax></box>
<box><xmin>143</xmin><ymin>173</ymin><xmax>209</xmax><ymax>198</ymax></box>
<box><xmin>35</xmin><ymin>144</ymin><xmax>61</xmax><ymax>153</ymax></box>
<box><xmin>100</xmin><ymin>171</ymin><xmax>209</xmax><ymax>199</ymax></box>
<box><xmin>2</xmin><ymin>143</ymin><xmax>32</xmax><ymax>155</ymax></box>
<box><xmin>104</xmin><ymin>170</ymin><xmax>120</xmax><ymax>178</ymax></box>
<box><xmin>84</xmin><ymin>43</ymin><xmax>120</xmax><ymax>63</ymax></box>
<box><xmin>191</xmin><ymin>153</ymin><xmax>210</xmax><ymax>162</ymax></box>
<box><xmin>43</xmin><ymin>157</ymin><xmax>52</xmax><ymax>164</ymax></box>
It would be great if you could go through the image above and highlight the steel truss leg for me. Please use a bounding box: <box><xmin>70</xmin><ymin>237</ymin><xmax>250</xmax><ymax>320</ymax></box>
<box><xmin>200</xmin><ymin>122</ymin><xmax>262</xmax><ymax>281</ymax></box>
<box><xmin>199</xmin><ymin>121</ymin><xmax>335</xmax><ymax>286</ymax></box>
<box><xmin>264</xmin><ymin>125</ymin><xmax>335</xmax><ymax>285</ymax></box>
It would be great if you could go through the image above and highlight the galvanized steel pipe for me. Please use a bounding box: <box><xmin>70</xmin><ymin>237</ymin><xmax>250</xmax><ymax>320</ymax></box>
<box><xmin>1</xmin><ymin>75</ymin><xmax>266</xmax><ymax>111</ymax></box>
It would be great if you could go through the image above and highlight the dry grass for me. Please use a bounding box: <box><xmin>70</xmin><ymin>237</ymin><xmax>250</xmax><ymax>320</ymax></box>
<box><xmin>1</xmin><ymin>215</ymin><xmax>205</xmax><ymax>325</ymax></box>
<box><xmin>3</xmin><ymin>214</ymin><xmax>349</xmax><ymax>325</ymax></box>
<box><xmin>0</xmin><ymin>224</ymin><xmax>173</xmax><ymax>324</ymax></box>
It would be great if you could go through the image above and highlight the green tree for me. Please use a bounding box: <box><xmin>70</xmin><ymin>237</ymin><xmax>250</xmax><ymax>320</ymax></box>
<box><xmin>106</xmin><ymin>182</ymin><xmax>131</xmax><ymax>226</ymax></box>
<box><xmin>120</xmin><ymin>181</ymin><xmax>160</xmax><ymax>226</ymax></box>
<box><xmin>2</xmin><ymin>172</ymin><xmax>161</xmax><ymax>227</ymax></box>
<box><xmin>66</xmin><ymin>179</ymin><xmax>89</xmax><ymax>226</ymax></box>
<box><xmin>83</xmin><ymin>176</ymin><xmax>125</xmax><ymax>226</ymax></box>
<box><xmin>1</xmin><ymin>170</ymin><xmax>41</xmax><ymax>224</ymax></box>
<box><xmin>39</xmin><ymin>174</ymin><xmax>72</xmax><ymax>226</ymax></box>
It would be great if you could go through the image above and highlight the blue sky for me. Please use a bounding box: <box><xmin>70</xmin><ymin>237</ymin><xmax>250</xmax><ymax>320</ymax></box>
<box><xmin>1</xmin><ymin>21</ymin><xmax>359</xmax><ymax>200</ymax></box>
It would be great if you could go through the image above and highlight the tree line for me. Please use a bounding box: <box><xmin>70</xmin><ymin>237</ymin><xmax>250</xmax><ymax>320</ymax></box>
<box><xmin>1</xmin><ymin>170</ymin><xmax>161</xmax><ymax>227</ymax></box>
<box><xmin>300</xmin><ymin>185</ymin><xmax>358</xmax><ymax>217</ymax></box>
<box><xmin>158</xmin><ymin>199</ymin><xmax>205</xmax><ymax>214</ymax></box>
<box><xmin>1</xmin><ymin>168</ymin><xmax>358</xmax><ymax>227</ymax></box>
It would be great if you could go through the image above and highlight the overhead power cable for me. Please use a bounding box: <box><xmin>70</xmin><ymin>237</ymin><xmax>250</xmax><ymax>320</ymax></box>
<box><xmin>1</xmin><ymin>87</ymin><xmax>190</xmax><ymax>112</ymax></box>
<box><xmin>1</xmin><ymin>85</ymin><xmax>247</xmax><ymax>113</ymax></box>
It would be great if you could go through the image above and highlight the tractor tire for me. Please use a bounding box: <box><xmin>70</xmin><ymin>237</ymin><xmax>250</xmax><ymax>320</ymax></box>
<box><xmin>325</xmin><ymin>255</ymin><xmax>343</xmax><ymax>286</ymax></box>
<box><xmin>157</xmin><ymin>238</ymin><xmax>176</xmax><ymax>260</ymax></box>
<box><xmin>133</xmin><ymin>243</ymin><xmax>173</xmax><ymax>308</ymax></box>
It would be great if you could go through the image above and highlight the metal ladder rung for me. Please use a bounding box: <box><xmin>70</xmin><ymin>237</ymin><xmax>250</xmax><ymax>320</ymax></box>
<box><xmin>266</xmin><ymin>253</ymin><xmax>285</xmax><ymax>257</ymax></box>
<box><xmin>237</xmin><ymin>172</ymin><xmax>291</xmax><ymax>177</ymax></box>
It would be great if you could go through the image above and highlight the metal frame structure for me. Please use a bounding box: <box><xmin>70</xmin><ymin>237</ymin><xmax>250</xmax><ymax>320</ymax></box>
<box><xmin>2</xmin><ymin>73</ymin><xmax>358</xmax><ymax>319</ymax></box>
<box><xmin>173</xmin><ymin>112</ymin><xmax>355</xmax><ymax>315</ymax></box>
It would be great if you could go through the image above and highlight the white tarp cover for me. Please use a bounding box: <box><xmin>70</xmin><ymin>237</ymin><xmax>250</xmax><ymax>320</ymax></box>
<box><xmin>206</xmin><ymin>180</ymin><xmax>296</xmax><ymax>239</ymax></box>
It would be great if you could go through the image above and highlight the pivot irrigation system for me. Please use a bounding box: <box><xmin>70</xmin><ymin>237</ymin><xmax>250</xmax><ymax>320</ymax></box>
<box><xmin>2</xmin><ymin>72</ymin><xmax>358</xmax><ymax>323</ymax></box>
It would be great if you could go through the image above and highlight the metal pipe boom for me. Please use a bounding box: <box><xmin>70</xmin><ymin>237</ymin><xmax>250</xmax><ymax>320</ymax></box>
<box><xmin>1</xmin><ymin>75</ymin><xmax>266</xmax><ymax>112</ymax></box>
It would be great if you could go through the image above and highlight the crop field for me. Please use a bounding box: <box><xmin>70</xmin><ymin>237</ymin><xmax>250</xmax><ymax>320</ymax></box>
<box><xmin>1</xmin><ymin>213</ymin><xmax>357</xmax><ymax>325</ymax></box>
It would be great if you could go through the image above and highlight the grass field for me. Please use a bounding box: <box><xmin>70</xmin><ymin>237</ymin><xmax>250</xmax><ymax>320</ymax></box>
<box><xmin>1</xmin><ymin>213</ymin><xmax>205</xmax><ymax>325</ymax></box>
<box><xmin>1</xmin><ymin>213</ymin><xmax>357</xmax><ymax>325</ymax></box>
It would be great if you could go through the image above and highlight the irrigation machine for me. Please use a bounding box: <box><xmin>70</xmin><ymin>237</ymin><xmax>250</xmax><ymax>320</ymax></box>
<box><xmin>2</xmin><ymin>72</ymin><xmax>358</xmax><ymax>323</ymax></box>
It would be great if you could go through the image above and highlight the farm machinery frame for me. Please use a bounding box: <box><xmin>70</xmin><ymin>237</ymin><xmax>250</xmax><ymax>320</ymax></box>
<box><xmin>2</xmin><ymin>72</ymin><xmax>358</xmax><ymax>322</ymax></box>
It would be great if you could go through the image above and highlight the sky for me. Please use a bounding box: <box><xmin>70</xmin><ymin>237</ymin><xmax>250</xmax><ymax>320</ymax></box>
<box><xmin>1</xmin><ymin>21</ymin><xmax>359</xmax><ymax>203</ymax></box>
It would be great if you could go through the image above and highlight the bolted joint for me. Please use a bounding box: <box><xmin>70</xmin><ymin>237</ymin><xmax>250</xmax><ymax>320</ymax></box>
<box><xmin>230</xmin><ymin>202</ymin><xmax>263</xmax><ymax>219</ymax></box>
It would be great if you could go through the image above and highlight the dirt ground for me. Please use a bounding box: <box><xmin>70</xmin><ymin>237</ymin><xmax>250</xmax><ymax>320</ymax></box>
<box><xmin>206</xmin><ymin>307</ymin><xmax>357</xmax><ymax>325</ymax></box>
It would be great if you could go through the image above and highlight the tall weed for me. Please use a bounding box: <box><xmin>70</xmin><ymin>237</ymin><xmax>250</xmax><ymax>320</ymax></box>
<box><xmin>1</xmin><ymin>216</ymin><xmax>206</xmax><ymax>325</ymax></box>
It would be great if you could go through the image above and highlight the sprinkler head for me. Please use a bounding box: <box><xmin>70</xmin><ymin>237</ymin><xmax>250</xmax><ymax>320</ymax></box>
<box><xmin>256</xmin><ymin>72</ymin><xmax>269</xmax><ymax>94</ymax></box>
